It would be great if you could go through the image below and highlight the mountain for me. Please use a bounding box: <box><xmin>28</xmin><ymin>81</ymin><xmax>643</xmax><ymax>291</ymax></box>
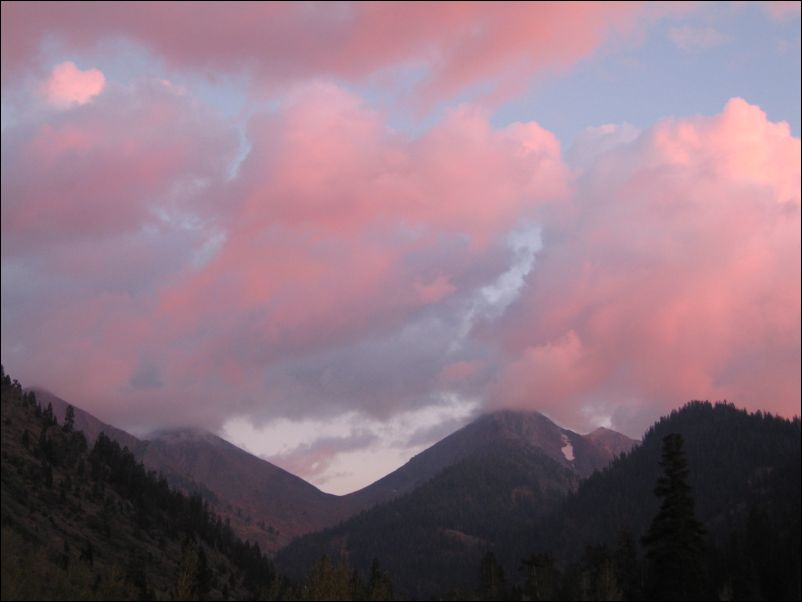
<box><xmin>279</xmin><ymin>403</ymin><xmax>801</xmax><ymax>600</ymax></box>
<box><xmin>32</xmin><ymin>388</ymin><xmax>142</xmax><ymax>452</ymax></box>
<box><xmin>530</xmin><ymin>402</ymin><xmax>802</xmax><ymax>563</ymax></box>
<box><xmin>1</xmin><ymin>371</ymin><xmax>278</xmax><ymax>600</ymax></box>
<box><xmin>12</xmin><ymin>367</ymin><xmax>797</xmax><ymax>599</ymax></box>
<box><xmin>140</xmin><ymin>428</ymin><xmax>357</xmax><ymax>551</ymax></box>
<box><xmin>27</xmin><ymin>390</ymin><xmax>355</xmax><ymax>552</ymax></box>
<box><xmin>585</xmin><ymin>426</ymin><xmax>637</xmax><ymax>458</ymax></box>
<box><xmin>277</xmin><ymin>410</ymin><xmax>637</xmax><ymax>598</ymax></box>
<box><xmin>25</xmin><ymin>390</ymin><xmax>636</xmax><ymax>557</ymax></box>
<box><xmin>521</xmin><ymin>401</ymin><xmax>802</xmax><ymax>601</ymax></box>
<box><xmin>343</xmin><ymin>410</ymin><xmax>636</xmax><ymax>511</ymax></box>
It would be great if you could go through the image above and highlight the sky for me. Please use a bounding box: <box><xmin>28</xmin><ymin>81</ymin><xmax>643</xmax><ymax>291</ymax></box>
<box><xmin>1</xmin><ymin>1</ymin><xmax>800</xmax><ymax>495</ymax></box>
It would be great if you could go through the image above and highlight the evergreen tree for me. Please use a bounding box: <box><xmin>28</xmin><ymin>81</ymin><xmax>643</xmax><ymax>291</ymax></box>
<box><xmin>478</xmin><ymin>551</ymin><xmax>507</xmax><ymax>601</ymax></box>
<box><xmin>174</xmin><ymin>537</ymin><xmax>208</xmax><ymax>601</ymax></box>
<box><xmin>521</xmin><ymin>552</ymin><xmax>559</xmax><ymax>601</ymax></box>
<box><xmin>80</xmin><ymin>541</ymin><xmax>94</xmax><ymax>566</ymax></box>
<box><xmin>578</xmin><ymin>545</ymin><xmax>623</xmax><ymax>601</ymax></box>
<box><xmin>63</xmin><ymin>405</ymin><xmax>75</xmax><ymax>433</ymax></box>
<box><xmin>43</xmin><ymin>402</ymin><xmax>54</xmax><ymax>425</ymax></box>
<box><xmin>301</xmin><ymin>556</ymin><xmax>356</xmax><ymax>601</ymax></box>
<box><xmin>641</xmin><ymin>433</ymin><xmax>706</xmax><ymax>600</ymax></box>
<box><xmin>366</xmin><ymin>558</ymin><xmax>394</xmax><ymax>601</ymax></box>
<box><xmin>613</xmin><ymin>530</ymin><xmax>641</xmax><ymax>601</ymax></box>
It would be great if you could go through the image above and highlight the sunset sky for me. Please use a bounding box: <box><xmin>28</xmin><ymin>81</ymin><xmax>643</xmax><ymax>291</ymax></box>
<box><xmin>2</xmin><ymin>1</ymin><xmax>800</xmax><ymax>494</ymax></box>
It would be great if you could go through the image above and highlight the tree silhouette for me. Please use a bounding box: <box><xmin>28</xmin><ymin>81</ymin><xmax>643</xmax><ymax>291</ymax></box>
<box><xmin>63</xmin><ymin>405</ymin><xmax>75</xmax><ymax>433</ymax></box>
<box><xmin>478</xmin><ymin>551</ymin><xmax>507</xmax><ymax>601</ymax></box>
<box><xmin>641</xmin><ymin>433</ymin><xmax>706</xmax><ymax>600</ymax></box>
<box><xmin>366</xmin><ymin>559</ymin><xmax>394</xmax><ymax>601</ymax></box>
<box><xmin>521</xmin><ymin>552</ymin><xmax>559</xmax><ymax>601</ymax></box>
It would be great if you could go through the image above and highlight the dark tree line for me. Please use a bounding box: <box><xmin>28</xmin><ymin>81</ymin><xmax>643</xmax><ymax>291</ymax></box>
<box><xmin>463</xmin><ymin>431</ymin><xmax>799</xmax><ymax>601</ymax></box>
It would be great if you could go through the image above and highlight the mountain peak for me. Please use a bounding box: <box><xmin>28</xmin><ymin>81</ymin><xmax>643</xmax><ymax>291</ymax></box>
<box><xmin>149</xmin><ymin>427</ymin><xmax>220</xmax><ymax>444</ymax></box>
<box><xmin>479</xmin><ymin>408</ymin><xmax>550</xmax><ymax>424</ymax></box>
<box><xmin>346</xmin><ymin>407</ymin><xmax>632</xmax><ymax>510</ymax></box>
<box><xmin>585</xmin><ymin>425</ymin><xmax>638</xmax><ymax>457</ymax></box>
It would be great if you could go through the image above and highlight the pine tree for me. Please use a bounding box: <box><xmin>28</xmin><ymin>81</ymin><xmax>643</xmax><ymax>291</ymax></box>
<box><xmin>478</xmin><ymin>551</ymin><xmax>507</xmax><ymax>601</ymax></box>
<box><xmin>366</xmin><ymin>558</ymin><xmax>394</xmax><ymax>601</ymax></box>
<box><xmin>641</xmin><ymin>433</ymin><xmax>706</xmax><ymax>600</ymax></box>
<box><xmin>43</xmin><ymin>402</ymin><xmax>54</xmax><ymax>425</ymax></box>
<box><xmin>63</xmin><ymin>405</ymin><xmax>75</xmax><ymax>433</ymax></box>
<box><xmin>521</xmin><ymin>552</ymin><xmax>559</xmax><ymax>601</ymax></box>
<box><xmin>174</xmin><ymin>537</ymin><xmax>208</xmax><ymax>601</ymax></box>
<box><xmin>301</xmin><ymin>556</ymin><xmax>355</xmax><ymax>601</ymax></box>
<box><xmin>613</xmin><ymin>530</ymin><xmax>641</xmax><ymax>600</ymax></box>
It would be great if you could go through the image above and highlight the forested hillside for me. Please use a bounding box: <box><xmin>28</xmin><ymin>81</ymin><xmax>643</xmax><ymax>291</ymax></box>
<box><xmin>279</xmin><ymin>402</ymin><xmax>801</xmax><ymax>600</ymax></box>
<box><xmin>1</xmin><ymin>367</ymin><xmax>278</xmax><ymax>600</ymax></box>
<box><xmin>279</xmin><ymin>437</ymin><xmax>579</xmax><ymax>598</ymax></box>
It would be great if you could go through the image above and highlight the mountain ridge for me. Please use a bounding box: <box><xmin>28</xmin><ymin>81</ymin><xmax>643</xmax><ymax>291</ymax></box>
<box><xmin>277</xmin><ymin>401</ymin><xmax>801</xmax><ymax>599</ymax></box>
<box><xmin>25</xmin><ymin>387</ymin><xmax>636</xmax><ymax>555</ymax></box>
<box><xmin>343</xmin><ymin>408</ymin><xmax>636</xmax><ymax>510</ymax></box>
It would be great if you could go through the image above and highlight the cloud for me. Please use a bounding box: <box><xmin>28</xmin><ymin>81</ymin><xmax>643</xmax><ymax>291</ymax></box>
<box><xmin>667</xmin><ymin>25</ymin><xmax>727</xmax><ymax>52</ymax></box>
<box><xmin>2</xmin><ymin>10</ymin><xmax>800</xmax><ymax>491</ymax></box>
<box><xmin>761</xmin><ymin>1</ymin><xmax>802</xmax><ymax>20</ymax></box>
<box><xmin>493</xmin><ymin>98</ymin><xmax>801</xmax><ymax>436</ymax></box>
<box><xmin>2</xmin><ymin>77</ymin><xmax>238</xmax><ymax>256</ymax></box>
<box><xmin>1</xmin><ymin>80</ymin><xmax>568</xmax><ymax>436</ymax></box>
<box><xmin>268</xmin><ymin>431</ymin><xmax>380</xmax><ymax>485</ymax></box>
<box><xmin>2</xmin><ymin>2</ymin><xmax>661</xmax><ymax>106</ymax></box>
<box><xmin>142</xmin><ymin>85</ymin><xmax>569</xmax><ymax>423</ymax></box>
<box><xmin>223</xmin><ymin>396</ymin><xmax>479</xmax><ymax>493</ymax></box>
<box><xmin>42</xmin><ymin>61</ymin><xmax>105</xmax><ymax>107</ymax></box>
<box><xmin>567</xmin><ymin>122</ymin><xmax>641</xmax><ymax>170</ymax></box>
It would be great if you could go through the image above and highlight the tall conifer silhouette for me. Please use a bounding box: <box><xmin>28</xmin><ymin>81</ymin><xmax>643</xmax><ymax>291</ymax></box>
<box><xmin>642</xmin><ymin>433</ymin><xmax>706</xmax><ymax>600</ymax></box>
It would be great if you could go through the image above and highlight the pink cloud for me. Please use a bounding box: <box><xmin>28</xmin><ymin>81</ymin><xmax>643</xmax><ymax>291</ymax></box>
<box><xmin>42</xmin><ymin>61</ymin><xmax>105</xmax><ymax>107</ymax></box>
<box><xmin>2</xmin><ymin>80</ymin><xmax>568</xmax><ymax>429</ymax></box>
<box><xmin>2</xmin><ymin>78</ymin><xmax>238</xmax><ymax>255</ymax></box>
<box><xmin>2</xmin><ymin>75</ymin><xmax>798</xmax><ymax>443</ymax></box>
<box><xmin>762</xmin><ymin>1</ymin><xmax>802</xmax><ymax>20</ymax></box>
<box><xmin>438</xmin><ymin>360</ymin><xmax>487</xmax><ymax>386</ymax></box>
<box><xmin>493</xmin><ymin>98</ymin><xmax>801</xmax><ymax>434</ymax></box>
<box><xmin>2</xmin><ymin>2</ymin><xmax>659</xmax><ymax>105</ymax></box>
<box><xmin>152</xmin><ymin>85</ymin><xmax>569</xmax><ymax>393</ymax></box>
<box><xmin>415</xmin><ymin>275</ymin><xmax>456</xmax><ymax>304</ymax></box>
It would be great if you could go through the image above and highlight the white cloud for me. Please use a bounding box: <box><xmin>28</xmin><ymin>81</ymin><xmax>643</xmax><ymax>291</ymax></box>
<box><xmin>221</xmin><ymin>394</ymin><xmax>479</xmax><ymax>494</ymax></box>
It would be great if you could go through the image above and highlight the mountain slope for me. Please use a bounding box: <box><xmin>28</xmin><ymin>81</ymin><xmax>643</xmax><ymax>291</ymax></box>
<box><xmin>32</xmin><ymin>388</ymin><xmax>142</xmax><ymax>452</ymax></box>
<box><xmin>277</xmin><ymin>410</ymin><xmax>636</xmax><ymax>597</ymax></box>
<box><xmin>585</xmin><ymin>426</ymin><xmax>637</xmax><ymax>458</ymax></box>
<box><xmin>278</xmin><ymin>403</ymin><xmax>800</xmax><ymax>599</ymax></box>
<box><xmin>104</xmin><ymin>405</ymin><xmax>634</xmax><ymax>552</ymax></box>
<box><xmin>26</xmin><ymin>390</ymin><xmax>355</xmax><ymax>552</ymax></box>
<box><xmin>530</xmin><ymin>401</ymin><xmax>802</xmax><ymax>563</ymax></box>
<box><xmin>279</xmin><ymin>437</ymin><xmax>578</xmax><ymax>598</ymax></box>
<box><xmin>343</xmin><ymin>410</ymin><xmax>636</xmax><ymax>510</ymax></box>
<box><xmin>140</xmin><ymin>428</ymin><xmax>356</xmax><ymax>551</ymax></box>
<box><xmin>1</xmin><ymin>370</ymin><xmax>278</xmax><ymax>600</ymax></box>
<box><xmin>22</xmin><ymin>391</ymin><xmax>636</xmax><ymax>556</ymax></box>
